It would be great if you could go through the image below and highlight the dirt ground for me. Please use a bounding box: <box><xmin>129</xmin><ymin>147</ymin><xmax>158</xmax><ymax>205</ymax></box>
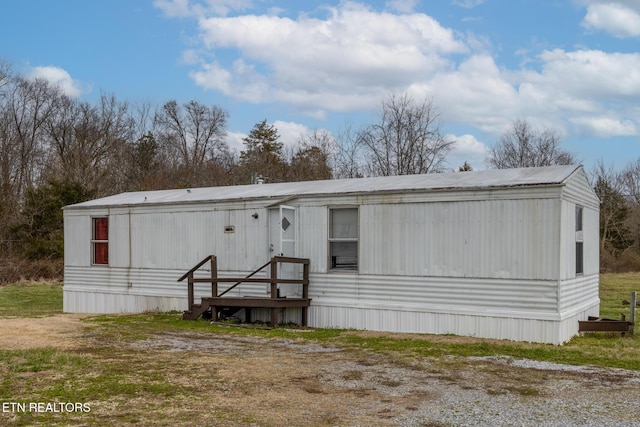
<box><xmin>4</xmin><ymin>315</ymin><xmax>640</xmax><ymax>426</ymax></box>
<box><xmin>0</xmin><ymin>314</ymin><xmax>85</xmax><ymax>350</ymax></box>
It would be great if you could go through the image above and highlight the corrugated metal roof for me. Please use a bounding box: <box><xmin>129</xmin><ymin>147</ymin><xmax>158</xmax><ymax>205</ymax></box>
<box><xmin>66</xmin><ymin>164</ymin><xmax>582</xmax><ymax>209</ymax></box>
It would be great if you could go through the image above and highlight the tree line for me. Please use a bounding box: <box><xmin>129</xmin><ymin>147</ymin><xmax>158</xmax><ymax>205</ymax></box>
<box><xmin>0</xmin><ymin>60</ymin><xmax>639</xmax><ymax>280</ymax></box>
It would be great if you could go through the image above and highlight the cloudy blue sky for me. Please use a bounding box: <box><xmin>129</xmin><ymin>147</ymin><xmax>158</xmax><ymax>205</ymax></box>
<box><xmin>1</xmin><ymin>0</ymin><xmax>639</xmax><ymax>172</ymax></box>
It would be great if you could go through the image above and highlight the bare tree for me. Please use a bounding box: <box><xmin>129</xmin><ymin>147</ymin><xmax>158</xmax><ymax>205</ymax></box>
<box><xmin>0</xmin><ymin>75</ymin><xmax>60</xmax><ymax>250</ymax></box>
<box><xmin>332</xmin><ymin>122</ymin><xmax>364</xmax><ymax>179</ymax></box>
<box><xmin>357</xmin><ymin>92</ymin><xmax>454</xmax><ymax>176</ymax></box>
<box><xmin>621</xmin><ymin>158</ymin><xmax>640</xmax><ymax>254</ymax></box>
<box><xmin>43</xmin><ymin>93</ymin><xmax>135</xmax><ymax>196</ymax></box>
<box><xmin>154</xmin><ymin>100</ymin><xmax>228</xmax><ymax>187</ymax></box>
<box><xmin>622</xmin><ymin>158</ymin><xmax>640</xmax><ymax>204</ymax></box>
<box><xmin>592</xmin><ymin>160</ymin><xmax>633</xmax><ymax>270</ymax></box>
<box><xmin>487</xmin><ymin>119</ymin><xmax>576</xmax><ymax>169</ymax></box>
<box><xmin>0</xmin><ymin>60</ymin><xmax>10</xmax><ymax>94</ymax></box>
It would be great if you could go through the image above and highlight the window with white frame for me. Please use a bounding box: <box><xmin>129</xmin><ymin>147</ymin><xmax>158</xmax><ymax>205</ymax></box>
<box><xmin>575</xmin><ymin>206</ymin><xmax>583</xmax><ymax>275</ymax></box>
<box><xmin>92</xmin><ymin>217</ymin><xmax>109</xmax><ymax>265</ymax></box>
<box><xmin>329</xmin><ymin>208</ymin><xmax>358</xmax><ymax>270</ymax></box>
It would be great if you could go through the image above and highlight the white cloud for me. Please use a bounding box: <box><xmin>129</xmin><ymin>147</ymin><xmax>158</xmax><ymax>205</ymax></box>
<box><xmin>225</xmin><ymin>130</ymin><xmax>246</xmax><ymax>153</ymax></box>
<box><xmin>512</xmin><ymin>48</ymin><xmax>640</xmax><ymax>137</ymax></box>
<box><xmin>532</xmin><ymin>49</ymin><xmax>640</xmax><ymax>98</ymax></box>
<box><xmin>570</xmin><ymin>116</ymin><xmax>637</xmax><ymax>137</ymax></box>
<box><xmin>27</xmin><ymin>66</ymin><xmax>85</xmax><ymax>97</ymax></box>
<box><xmin>189</xmin><ymin>59</ymin><xmax>269</xmax><ymax>103</ymax></box>
<box><xmin>446</xmin><ymin>133</ymin><xmax>489</xmax><ymax>170</ymax></box>
<box><xmin>451</xmin><ymin>0</ymin><xmax>485</xmax><ymax>9</ymax></box>
<box><xmin>190</xmin><ymin>2</ymin><xmax>467</xmax><ymax>114</ymax></box>
<box><xmin>581</xmin><ymin>1</ymin><xmax>640</xmax><ymax>38</ymax></box>
<box><xmin>420</xmin><ymin>46</ymin><xmax>640</xmax><ymax>139</ymax></box>
<box><xmin>180</xmin><ymin>49</ymin><xmax>201</xmax><ymax>65</ymax></box>
<box><xmin>272</xmin><ymin>120</ymin><xmax>310</xmax><ymax>149</ymax></box>
<box><xmin>428</xmin><ymin>55</ymin><xmax>521</xmax><ymax>134</ymax></box>
<box><xmin>154</xmin><ymin>0</ymin><xmax>252</xmax><ymax>17</ymax></box>
<box><xmin>386</xmin><ymin>0</ymin><xmax>419</xmax><ymax>13</ymax></box>
<box><xmin>154</xmin><ymin>0</ymin><xmax>192</xmax><ymax>17</ymax></box>
<box><xmin>161</xmin><ymin>1</ymin><xmax>640</xmax><ymax>146</ymax></box>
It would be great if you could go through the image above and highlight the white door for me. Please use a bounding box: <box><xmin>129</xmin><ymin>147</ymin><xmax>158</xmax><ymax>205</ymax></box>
<box><xmin>269</xmin><ymin>205</ymin><xmax>299</xmax><ymax>296</ymax></box>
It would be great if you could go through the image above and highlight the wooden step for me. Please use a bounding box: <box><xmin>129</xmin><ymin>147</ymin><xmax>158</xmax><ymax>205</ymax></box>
<box><xmin>182</xmin><ymin>303</ymin><xmax>210</xmax><ymax>320</ymax></box>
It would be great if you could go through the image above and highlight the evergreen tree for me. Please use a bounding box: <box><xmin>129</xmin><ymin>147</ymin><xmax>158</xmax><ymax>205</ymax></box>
<box><xmin>238</xmin><ymin>120</ymin><xmax>287</xmax><ymax>183</ymax></box>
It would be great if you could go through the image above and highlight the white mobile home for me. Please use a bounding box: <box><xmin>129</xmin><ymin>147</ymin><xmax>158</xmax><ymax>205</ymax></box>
<box><xmin>63</xmin><ymin>165</ymin><xmax>600</xmax><ymax>344</ymax></box>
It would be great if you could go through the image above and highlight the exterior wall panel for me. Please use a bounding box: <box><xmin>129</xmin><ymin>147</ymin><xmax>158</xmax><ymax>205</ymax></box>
<box><xmin>308</xmin><ymin>273</ymin><xmax>559</xmax><ymax>318</ymax></box>
<box><xmin>128</xmin><ymin>208</ymin><xmax>269</xmax><ymax>272</ymax></box>
<box><xmin>583</xmin><ymin>207</ymin><xmax>599</xmax><ymax>276</ymax></box>
<box><xmin>558</xmin><ymin>274</ymin><xmax>600</xmax><ymax>315</ymax></box>
<box><xmin>63</xmin><ymin>215</ymin><xmax>91</xmax><ymax>267</ymax></box>
<box><xmin>63</xmin><ymin>266</ymin><xmax>273</xmax><ymax>313</ymax></box>
<box><xmin>110</xmin><ymin>213</ymin><xmax>131</xmax><ymax>268</ymax></box>
<box><xmin>297</xmin><ymin>206</ymin><xmax>328</xmax><ymax>273</ymax></box>
<box><xmin>360</xmin><ymin>199</ymin><xmax>560</xmax><ymax>280</ymax></box>
<box><xmin>563</xmin><ymin>168</ymin><xmax>600</xmax><ymax>209</ymax></box>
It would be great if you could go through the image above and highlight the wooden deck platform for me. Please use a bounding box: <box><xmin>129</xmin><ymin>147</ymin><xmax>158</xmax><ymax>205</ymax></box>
<box><xmin>578</xmin><ymin>316</ymin><xmax>633</xmax><ymax>336</ymax></box>
<box><xmin>201</xmin><ymin>296</ymin><xmax>311</xmax><ymax>308</ymax></box>
<box><xmin>180</xmin><ymin>255</ymin><xmax>311</xmax><ymax>326</ymax></box>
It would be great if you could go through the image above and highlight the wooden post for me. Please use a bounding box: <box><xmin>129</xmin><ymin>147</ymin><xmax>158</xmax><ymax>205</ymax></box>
<box><xmin>187</xmin><ymin>273</ymin><xmax>194</xmax><ymax>310</ymax></box>
<box><xmin>270</xmin><ymin>258</ymin><xmax>278</xmax><ymax>299</ymax></box>
<box><xmin>302</xmin><ymin>261</ymin><xmax>309</xmax><ymax>326</ymax></box>
<box><xmin>270</xmin><ymin>258</ymin><xmax>278</xmax><ymax>326</ymax></box>
<box><xmin>630</xmin><ymin>291</ymin><xmax>636</xmax><ymax>336</ymax></box>
<box><xmin>211</xmin><ymin>255</ymin><xmax>218</xmax><ymax>297</ymax></box>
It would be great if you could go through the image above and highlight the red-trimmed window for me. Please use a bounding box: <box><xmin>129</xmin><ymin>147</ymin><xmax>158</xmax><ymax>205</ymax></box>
<box><xmin>92</xmin><ymin>217</ymin><xmax>109</xmax><ymax>265</ymax></box>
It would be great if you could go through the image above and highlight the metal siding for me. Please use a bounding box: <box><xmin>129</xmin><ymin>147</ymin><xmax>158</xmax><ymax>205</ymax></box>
<box><xmin>297</xmin><ymin>206</ymin><xmax>328</xmax><ymax>273</ymax></box>
<box><xmin>563</xmin><ymin>168</ymin><xmax>600</xmax><ymax>210</ymax></box>
<box><xmin>63</xmin><ymin>265</ymin><xmax>595</xmax><ymax>344</ymax></box>
<box><xmin>63</xmin><ymin>266</ymin><xmax>273</xmax><ymax>313</ymax></box>
<box><xmin>559</xmin><ymin>200</ymin><xmax>572</xmax><ymax>280</ymax></box>
<box><xmin>63</xmin><ymin>215</ymin><xmax>91</xmax><ymax>267</ymax></box>
<box><xmin>559</xmin><ymin>202</ymin><xmax>599</xmax><ymax>280</ymax></box>
<box><xmin>558</xmin><ymin>274</ymin><xmax>600</xmax><ymax>315</ymax></box>
<box><xmin>128</xmin><ymin>209</ymin><xmax>268</xmax><ymax>272</ymax></box>
<box><xmin>560</xmin><ymin>168</ymin><xmax>599</xmax><ymax>279</ymax></box>
<box><xmin>308</xmin><ymin>304</ymin><xmax>597</xmax><ymax>345</ymax></box>
<box><xmin>583</xmin><ymin>207</ymin><xmax>600</xmax><ymax>276</ymax></box>
<box><xmin>360</xmin><ymin>199</ymin><xmax>559</xmax><ymax>280</ymax></box>
<box><xmin>308</xmin><ymin>273</ymin><xmax>559</xmax><ymax>317</ymax></box>
<box><xmin>110</xmin><ymin>213</ymin><xmax>130</xmax><ymax>268</ymax></box>
<box><xmin>308</xmin><ymin>306</ymin><xmax>565</xmax><ymax>343</ymax></box>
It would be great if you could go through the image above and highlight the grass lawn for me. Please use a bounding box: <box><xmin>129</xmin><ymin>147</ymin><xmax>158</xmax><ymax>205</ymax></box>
<box><xmin>599</xmin><ymin>272</ymin><xmax>640</xmax><ymax>319</ymax></box>
<box><xmin>0</xmin><ymin>282</ymin><xmax>62</xmax><ymax>318</ymax></box>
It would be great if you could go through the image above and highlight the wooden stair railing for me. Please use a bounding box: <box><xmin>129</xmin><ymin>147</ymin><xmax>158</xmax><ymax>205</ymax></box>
<box><xmin>179</xmin><ymin>255</ymin><xmax>311</xmax><ymax>325</ymax></box>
